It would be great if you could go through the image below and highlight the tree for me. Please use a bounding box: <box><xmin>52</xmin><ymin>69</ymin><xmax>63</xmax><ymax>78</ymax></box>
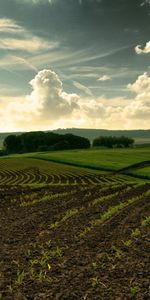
<box><xmin>93</xmin><ymin>136</ymin><xmax>134</xmax><ymax>148</ymax></box>
<box><xmin>3</xmin><ymin>131</ymin><xmax>91</xmax><ymax>154</ymax></box>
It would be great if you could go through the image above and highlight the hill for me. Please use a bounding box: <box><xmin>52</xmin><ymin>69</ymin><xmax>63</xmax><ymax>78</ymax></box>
<box><xmin>53</xmin><ymin>128</ymin><xmax>150</xmax><ymax>144</ymax></box>
<box><xmin>0</xmin><ymin>128</ymin><xmax>150</xmax><ymax>148</ymax></box>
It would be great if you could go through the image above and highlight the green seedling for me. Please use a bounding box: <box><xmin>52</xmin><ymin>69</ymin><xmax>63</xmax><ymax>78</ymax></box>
<box><xmin>141</xmin><ymin>215</ymin><xmax>150</xmax><ymax>227</ymax></box>
<box><xmin>62</xmin><ymin>208</ymin><xmax>78</xmax><ymax>222</ymax></box>
<box><xmin>111</xmin><ymin>245</ymin><xmax>123</xmax><ymax>258</ymax></box>
<box><xmin>131</xmin><ymin>228</ymin><xmax>141</xmax><ymax>237</ymax></box>
<box><xmin>122</xmin><ymin>239</ymin><xmax>132</xmax><ymax>247</ymax></box>
<box><xmin>91</xmin><ymin>262</ymin><xmax>97</xmax><ymax>270</ymax></box>
<box><xmin>7</xmin><ymin>285</ymin><xmax>13</xmax><ymax>294</ymax></box>
<box><xmin>49</xmin><ymin>221</ymin><xmax>59</xmax><ymax>229</ymax></box>
<box><xmin>130</xmin><ymin>286</ymin><xmax>139</xmax><ymax>296</ymax></box>
<box><xmin>15</xmin><ymin>270</ymin><xmax>25</xmax><ymax>286</ymax></box>
<box><xmin>91</xmin><ymin>276</ymin><xmax>99</xmax><ymax>287</ymax></box>
<box><xmin>38</xmin><ymin>270</ymin><xmax>46</xmax><ymax>282</ymax></box>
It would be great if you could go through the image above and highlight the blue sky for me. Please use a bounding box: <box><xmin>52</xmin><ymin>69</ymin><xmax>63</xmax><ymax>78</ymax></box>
<box><xmin>0</xmin><ymin>0</ymin><xmax>150</xmax><ymax>131</ymax></box>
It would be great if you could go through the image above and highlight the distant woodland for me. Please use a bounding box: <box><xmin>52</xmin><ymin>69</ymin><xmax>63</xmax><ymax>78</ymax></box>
<box><xmin>0</xmin><ymin>130</ymin><xmax>136</xmax><ymax>156</ymax></box>
<box><xmin>0</xmin><ymin>128</ymin><xmax>150</xmax><ymax>149</ymax></box>
<box><xmin>2</xmin><ymin>132</ymin><xmax>90</xmax><ymax>154</ymax></box>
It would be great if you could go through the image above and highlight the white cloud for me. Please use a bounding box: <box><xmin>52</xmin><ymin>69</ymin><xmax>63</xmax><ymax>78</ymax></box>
<box><xmin>135</xmin><ymin>41</ymin><xmax>150</xmax><ymax>54</ymax></box>
<box><xmin>0</xmin><ymin>69</ymin><xmax>150</xmax><ymax>131</ymax></box>
<box><xmin>73</xmin><ymin>81</ymin><xmax>93</xmax><ymax>96</ymax></box>
<box><xmin>27</xmin><ymin>69</ymin><xmax>79</xmax><ymax>119</ymax></box>
<box><xmin>0</xmin><ymin>18</ymin><xmax>58</xmax><ymax>53</ymax></box>
<box><xmin>0</xmin><ymin>37</ymin><xmax>57</xmax><ymax>52</ymax></box>
<box><xmin>98</xmin><ymin>75</ymin><xmax>111</xmax><ymax>81</ymax></box>
<box><xmin>0</xmin><ymin>19</ymin><xmax>23</xmax><ymax>32</ymax></box>
<box><xmin>127</xmin><ymin>72</ymin><xmax>150</xmax><ymax>93</ymax></box>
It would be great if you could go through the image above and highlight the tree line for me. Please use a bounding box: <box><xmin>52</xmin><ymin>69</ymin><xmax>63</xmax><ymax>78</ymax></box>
<box><xmin>1</xmin><ymin>132</ymin><xmax>134</xmax><ymax>155</ymax></box>
<box><xmin>93</xmin><ymin>136</ymin><xmax>134</xmax><ymax>148</ymax></box>
<box><xmin>2</xmin><ymin>131</ymin><xmax>90</xmax><ymax>154</ymax></box>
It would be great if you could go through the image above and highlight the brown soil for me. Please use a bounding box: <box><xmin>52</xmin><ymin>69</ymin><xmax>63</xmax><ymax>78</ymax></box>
<box><xmin>0</xmin><ymin>160</ymin><xmax>150</xmax><ymax>300</ymax></box>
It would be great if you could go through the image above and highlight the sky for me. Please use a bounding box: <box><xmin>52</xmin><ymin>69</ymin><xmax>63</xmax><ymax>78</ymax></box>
<box><xmin>0</xmin><ymin>0</ymin><xmax>150</xmax><ymax>132</ymax></box>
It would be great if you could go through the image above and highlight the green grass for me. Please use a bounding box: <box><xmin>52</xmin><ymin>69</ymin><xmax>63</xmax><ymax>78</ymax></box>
<box><xmin>30</xmin><ymin>147</ymin><xmax>150</xmax><ymax>171</ymax></box>
<box><xmin>128</xmin><ymin>167</ymin><xmax>150</xmax><ymax>178</ymax></box>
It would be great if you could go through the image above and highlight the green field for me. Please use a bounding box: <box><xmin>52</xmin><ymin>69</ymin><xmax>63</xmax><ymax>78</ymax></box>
<box><xmin>30</xmin><ymin>147</ymin><xmax>150</xmax><ymax>172</ymax></box>
<box><xmin>127</xmin><ymin>167</ymin><xmax>150</xmax><ymax>177</ymax></box>
<box><xmin>1</xmin><ymin>146</ymin><xmax>150</xmax><ymax>179</ymax></box>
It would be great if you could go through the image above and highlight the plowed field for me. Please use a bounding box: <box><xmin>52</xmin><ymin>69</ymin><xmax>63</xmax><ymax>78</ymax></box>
<box><xmin>0</xmin><ymin>158</ymin><xmax>150</xmax><ymax>300</ymax></box>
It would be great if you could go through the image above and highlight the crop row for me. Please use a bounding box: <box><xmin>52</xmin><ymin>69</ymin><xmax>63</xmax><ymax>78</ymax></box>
<box><xmin>0</xmin><ymin>158</ymin><xmax>131</xmax><ymax>186</ymax></box>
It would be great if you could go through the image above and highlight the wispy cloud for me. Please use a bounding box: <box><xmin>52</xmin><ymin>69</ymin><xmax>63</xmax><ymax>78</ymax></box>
<box><xmin>73</xmin><ymin>81</ymin><xmax>93</xmax><ymax>96</ymax></box>
<box><xmin>0</xmin><ymin>55</ymin><xmax>38</xmax><ymax>72</ymax></box>
<box><xmin>0</xmin><ymin>37</ymin><xmax>57</xmax><ymax>52</ymax></box>
<box><xmin>0</xmin><ymin>18</ymin><xmax>59</xmax><ymax>53</ymax></box>
<box><xmin>0</xmin><ymin>19</ymin><xmax>23</xmax><ymax>32</ymax></box>
<box><xmin>98</xmin><ymin>75</ymin><xmax>111</xmax><ymax>81</ymax></box>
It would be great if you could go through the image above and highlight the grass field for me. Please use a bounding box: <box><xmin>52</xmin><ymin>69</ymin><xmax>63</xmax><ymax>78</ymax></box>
<box><xmin>27</xmin><ymin>147</ymin><xmax>150</xmax><ymax>179</ymax></box>
<box><xmin>0</xmin><ymin>157</ymin><xmax>150</xmax><ymax>299</ymax></box>
<box><xmin>32</xmin><ymin>147</ymin><xmax>150</xmax><ymax>169</ymax></box>
<box><xmin>127</xmin><ymin>167</ymin><xmax>150</xmax><ymax>177</ymax></box>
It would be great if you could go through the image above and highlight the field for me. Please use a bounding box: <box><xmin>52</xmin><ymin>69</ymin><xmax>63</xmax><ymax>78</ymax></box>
<box><xmin>30</xmin><ymin>147</ymin><xmax>150</xmax><ymax>178</ymax></box>
<box><xmin>0</xmin><ymin>157</ymin><xmax>150</xmax><ymax>300</ymax></box>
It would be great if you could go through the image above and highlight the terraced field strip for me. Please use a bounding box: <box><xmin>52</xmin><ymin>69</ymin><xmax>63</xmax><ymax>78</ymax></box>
<box><xmin>0</xmin><ymin>157</ymin><xmax>133</xmax><ymax>186</ymax></box>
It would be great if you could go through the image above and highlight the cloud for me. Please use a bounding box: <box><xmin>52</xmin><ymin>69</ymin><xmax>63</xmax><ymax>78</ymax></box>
<box><xmin>0</xmin><ymin>69</ymin><xmax>150</xmax><ymax>131</ymax></box>
<box><xmin>16</xmin><ymin>0</ymin><xmax>55</xmax><ymax>4</ymax></box>
<box><xmin>73</xmin><ymin>81</ymin><xmax>93</xmax><ymax>96</ymax></box>
<box><xmin>140</xmin><ymin>0</ymin><xmax>150</xmax><ymax>6</ymax></box>
<box><xmin>0</xmin><ymin>37</ymin><xmax>57</xmax><ymax>52</ymax></box>
<box><xmin>127</xmin><ymin>72</ymin><xmax>150</xmax><ymax>94</ymax></box>
<box><xmin>0</xmin><ymin>18</ymin><xmax>58</xmax><ymax>53</ymax></box>
<box><xmin>0</xmin><ymin>19</ymin><xmax>23</xmax><ymax>32</ymax></box>
<box><xmin>98</xmin><ymin>75</ymin><xmax>111</xmax><ymax>81</ymax></box>
<box><xmin>135</xmin><ymin>41</ymin><xmax>150</xmax><ymax>54</ymax></box>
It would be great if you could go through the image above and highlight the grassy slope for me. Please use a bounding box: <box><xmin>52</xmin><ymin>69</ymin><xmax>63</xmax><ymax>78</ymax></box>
<box><xmin>30</xmin><ymin>147</ymin><xmax>150</xmax><ymax>174</ymax></box>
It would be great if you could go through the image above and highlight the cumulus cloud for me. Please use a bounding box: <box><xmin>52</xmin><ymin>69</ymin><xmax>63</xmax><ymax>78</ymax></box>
<box><xmin>28</xmin><ymin>69</ymin><xmax>79</xmax><ymax>118</ymax></box>
<box><xmin>135</xmin><ymin>41</ymin><xmax>150</xmax><ymax>54</ymax></box>
<box><xmin>0</xmin><ymin>69</ymin><xmax>150</xmax><ymax>131</ymax></box>
<box><xmin>98</xmin><ymin>75</ymin><xmax>111</xmax><ymax>81</ymax></box>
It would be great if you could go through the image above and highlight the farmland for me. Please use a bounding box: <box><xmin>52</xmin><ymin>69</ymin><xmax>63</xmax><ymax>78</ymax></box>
<box><xmin>31</xmin><ymin>147</ymin><xmax>150</xmax><ymax>178</ymax></box>
<box><xmin>0</xmin><ymin>157</ymin><xmax>150</xmax><ymax>299</ymax></box>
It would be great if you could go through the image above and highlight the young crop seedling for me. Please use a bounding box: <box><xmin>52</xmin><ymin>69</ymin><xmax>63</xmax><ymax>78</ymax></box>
<box><xmin>111</xmin><ymin>245</ymin><xmax>123</xmax><ymax>258</ymax></box>
<box><xmin>131</xmin><ymin>228</ymin><xmax>141</xmax><ymax>237</ymax></box>
<box><xmin>130</xmin><ymin>285</ymin><xmax>140</xmax><ymax>296</ymax></box>
<box><xmin>141</xmin><ymin>215</ymin><xmax>150</xmax><ymax>227</ymax></box>
<box><xmin>122</xmin><ymin>239</ymin><xmax>132</xmax><ymax>247</ymax></box>
<box><xmin>15</xmin><ymin>270</ymin><xmax>25</xmax><ymax>286</ymax></box>
<box><xmin>7</xmin><ymin>285</ymin><xmax>13</xmax><ymax>294</ymax></box>
<box><xmin>91</xmin><ymin>262</ymin><xmax>98</xmax><ymax>270</ymax></box>
<box><xmin>91</xmin><ymin>276</ymin><xmax>99</xmax><ymax>287</ymax></box>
